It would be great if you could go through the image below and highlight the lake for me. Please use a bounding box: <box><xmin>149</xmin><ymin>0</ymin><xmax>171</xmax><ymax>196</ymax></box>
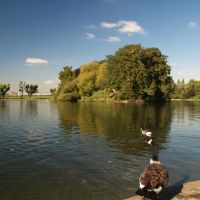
<box><xmin>0</xmin><ymin>100</ymin><xmax>200</xmax><ymax>200</ymax></box>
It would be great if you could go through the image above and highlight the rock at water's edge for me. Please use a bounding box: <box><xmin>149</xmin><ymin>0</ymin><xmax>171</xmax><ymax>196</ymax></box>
<box><xmin>125</xmin><ymin>180</ymin><xmax>200</xmax><ymax>200</ymax></box>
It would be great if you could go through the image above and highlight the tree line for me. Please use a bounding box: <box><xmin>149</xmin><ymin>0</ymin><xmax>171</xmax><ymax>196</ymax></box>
<box><xmin>1</xmin><ymin>44</ymin><xmax>199</xmax><ymax>101</ymax></box>
<box><xmin>173</xmin><ymin>79</ymin><xmax>200</xmax><ymax>99</ymax></box>
<box><xmin>0</xmin><ymin>81</ymin><xmax>38</xmax><ymax>99</ymax></box>
<box><xmin>54</xmin><ymin>44</ymin><xmax>175</xmax><ymax>102</ymax></box>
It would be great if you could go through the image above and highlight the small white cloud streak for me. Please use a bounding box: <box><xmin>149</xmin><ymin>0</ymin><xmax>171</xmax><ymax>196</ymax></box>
<box><xmin>85</xmin><ymin>33</ymin><xmax>95</xmax><ymax>40</ymax></box>
<box><xmin>101</xmin><ymin>20</ymin><xmax>145</xmax><ymax>35</ymax></box>
<box><xmin>106</xmin><ymin>36</ymin><xmax>121</xmax><ymax>42</ymax></box>
<box><xmin>43</xmin><ymin>80</ymin><xmax>55</xmax><ymax>85</ymax></box>
<box><xmin>26</xmin><ymin>58</ymin><xmax>48</xmax><ymax>65</ymax></box>
<box><xmin>188</xmin><ymin>21</ymin><xmax>198</xmax><ymax>28</ymax></box>
<box><xmin>40</xmin><ymin>79</ymin><xmax>59</xmax><ymax>92</ymax></box>
<box><xmin>101</xmin><ymin>22</ymin><xmax>118</xmax><ymax>29</ymax></box>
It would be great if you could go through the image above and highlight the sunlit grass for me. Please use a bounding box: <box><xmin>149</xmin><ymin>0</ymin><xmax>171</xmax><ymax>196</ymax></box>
<box><xmin>2</xmin><ymin>95</ymin><xmax>53</xmax><ymax>100</ymax></box>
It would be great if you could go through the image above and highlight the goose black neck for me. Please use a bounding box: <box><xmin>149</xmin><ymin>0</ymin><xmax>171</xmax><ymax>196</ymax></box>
<box><xmin>152</xmin><ymin>142</ymin><xmax>159</xmax><ymax>161</ymax></box>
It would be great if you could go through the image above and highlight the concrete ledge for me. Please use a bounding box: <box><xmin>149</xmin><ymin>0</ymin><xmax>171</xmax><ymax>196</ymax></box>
<box><xmin>125</xmin><ymin>180</ymin><xmax>200</xmax><ymax>200</ymax></box>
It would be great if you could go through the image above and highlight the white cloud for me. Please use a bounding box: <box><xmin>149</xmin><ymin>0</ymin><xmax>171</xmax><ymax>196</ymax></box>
<box><xmin>101</xmin><ymin>20</ymin><xmax>145</xmax><ymax>35</ymax></box>
<box><xmin>26</xmin><ymin>58</ymin><xmax>48</xmax><ymax>65</ymax></box>
<box><xmin>188</xmin><ymin>21</ymin><xmax>198</xmax><ymax>28</ymax></box>
<box><xmin>106</xmin><ymin>36</ymin><xmax>121</xmax><ymax>42</ymax></box>
<box><xmin>117</xmin><ymin>20</ymin><xmax>145</xmax><ymax>35</ymax></box>
<box><xmin>43</xmin><ymin>80</ymin><xmax>55</xmax><ymax>85</ymax></box>
<box><xmin>101</xmin><ymin>22</ymin><xmax>118</xmax><ymax>29</ymax></box>
<box><xmin>40</xmin><ymin>79</ymin><xmax>59</xmax><ymax>92</ymax></box>
<box><xmin>85</xmin><ymin>33</ymin><xmax>95</xmax><ymax>40</ymax></box>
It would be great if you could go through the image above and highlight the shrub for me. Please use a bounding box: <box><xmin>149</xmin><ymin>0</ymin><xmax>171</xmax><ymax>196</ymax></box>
<box><xmin>57</xmin><ymin>91</ymin><xmax>80</xmax><ymax>101</ymax></box>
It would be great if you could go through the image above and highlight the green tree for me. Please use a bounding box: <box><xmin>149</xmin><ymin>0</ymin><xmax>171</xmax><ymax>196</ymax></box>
<box><xmin>107</xmin><ymin>44</ymin><xmax>174</xmax><ymax>101</ymax></box>
<box><xmin>177</xmin><ymin>79</ymin><xmax>185</xmax><ymax>93</ymax></box>
<box><xmin>141</xmin><ymin>47</ymin><xmax>174</xmax><ymax>101</ymax></box>
<box><xmin>50</xmin><ymin>88</ymin><xmax>56</xmax><ymax>95</ymax></box>
<box><xmin>194</xmin><ymin>81</ymin><xmax>200</xmax><ymax>97</ymax></box>
<box><xmin>0</xmin><ymin>83</ymin><xmax>10</xmax><ymax>98</ymax></box>
<box><xmin>77</xmin><ymin>61</ymin><xmax>99</xmax><ymax>96</ymax></box>
<box><xmin>25</xmin><ymin>84</ymin><xmax>38</xmax><ymax>98</ymax></box>
<box><xmin>57</xmin><ymin>66</ymin><xmax>80</xmax><ymax>101</ymax></box>
<box><xmin>184</xmin><ymin>79</ymin><xmax>200</xmax><ymax>99</ymax></box>
<box><xmin>59</xmin><ymin>66</ymin><xmax>74</xmax><ymax>85</ymax></box>
<box><xmin>95</xmin><ymin>61</ymin><xmax>109</xmax><ymax>90</ymax></box>
<box><xmin>19</xmin><ymin>81</ymin><xmax>26</xmax><ymax>98</ymax></box>
<box><xmin>56</xmin><ymin>44</ymin><xmax>174</xmax><ymax>102</ymax></box>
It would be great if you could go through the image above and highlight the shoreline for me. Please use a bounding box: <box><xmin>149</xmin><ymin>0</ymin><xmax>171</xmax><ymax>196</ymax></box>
<box><xmin>2</xmin><ymin>97</ymin><xmax>200</xmax><ymax>103</ymax></box>
<box><xmin>0</xmin><ymin>95</ymin><xmax>53</xmax><ymax>100</ymax></box>
<box><xmin>171</xmin><ymin>98</ymin><xmax>200</xmax><ymax>101</ymax></box>
<box><xmin>125</xmin><ymin>180</ymin><xmax>200</xmax><ymax>200</ymax></box>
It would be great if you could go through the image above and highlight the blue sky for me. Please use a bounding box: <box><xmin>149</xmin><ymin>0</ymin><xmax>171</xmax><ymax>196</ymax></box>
<box><xmin>0</xmin><ymin>0</ymin><xmax>200</xmax><ymax>93</ymax></box>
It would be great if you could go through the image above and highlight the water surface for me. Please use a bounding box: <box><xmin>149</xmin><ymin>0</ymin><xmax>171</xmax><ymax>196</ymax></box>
<box><xmin>0</xmin><ymin>100</ymin><xmax>200</xmax><ymax>200</ymax></box>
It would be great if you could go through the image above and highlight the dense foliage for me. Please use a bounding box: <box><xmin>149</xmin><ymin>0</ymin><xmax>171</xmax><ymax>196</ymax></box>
<box><xmin>25</xmin><ymin>84</ymin><xmax>38</xmax><ymax>98</ymax></box>
<box><xmin>1</xmin><ymin>43</ymin><xmax>200</xmax><ymax>102</ymax></box>
<box><xmin>19</xmin><ymin>81</ymin><xmax>26</xmax><ymax>98</ymax></box>
<box><xmin>56</xmin><ymin>44</ymin><xmax>174</xmax><ymax>102</ymax></box>
<box><xmin>0</xmin><ymin>83</ymin><xmax>10</xmax><ymax>98</ymax></box>
<box><xmin>107</xmin><ymin>44</ymin><xmax>174</xmax><ymax>101</ymax></box>
<box><xmin>173</xmin><ymin>79</ymin><xmax>200</xmax><ymax>99</ymax></box>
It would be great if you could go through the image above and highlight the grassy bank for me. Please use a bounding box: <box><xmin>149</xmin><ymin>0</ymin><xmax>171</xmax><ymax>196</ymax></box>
<box><xmin>1</xmin><ymin>95</ymin><xmax>53</xmax><ymax>100</ymax></box>
<box><xmin>171</xmin><ymin>98</ymin><xmax>200</xmax><ymax>101</ymax></box>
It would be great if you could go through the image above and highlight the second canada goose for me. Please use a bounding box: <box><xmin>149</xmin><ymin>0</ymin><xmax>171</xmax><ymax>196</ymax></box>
<box><xmin>136</xmin><ymin>138</ymin><xmax>169</xmax><ymax>200</ymax></box>
<box><xmin>141</xmin><ymin>128</ymin><xmax>152</xmax><ymax>138</ymax></box>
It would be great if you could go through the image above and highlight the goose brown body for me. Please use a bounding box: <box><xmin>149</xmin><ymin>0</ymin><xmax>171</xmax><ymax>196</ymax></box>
<box><xmin>136</xmin><ymin>132</ymin><xmax>169</xmax><ymax>200</ymax></box>
<box><xmin>140</xmin><ymin>163</ymin><xmax>169</xmax><ymax>190</ymax></box>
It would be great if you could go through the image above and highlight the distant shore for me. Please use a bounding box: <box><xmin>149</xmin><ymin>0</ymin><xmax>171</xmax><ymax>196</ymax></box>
<box><xmin>171</xmin><ymin>98</ymin><xmax>200</xmax><ymax>101</ymax></box>
<box><xmin>2</xmin><ymin>97</ymin><xmax>200</xmax><ymax>102</ymax></box>
<box><xmin>0</xmin><ymin>95</ymin><xmax>53</xmax><ymax>100</ymax></box>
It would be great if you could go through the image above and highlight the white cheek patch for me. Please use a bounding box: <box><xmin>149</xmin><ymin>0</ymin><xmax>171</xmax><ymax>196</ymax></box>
<box><xmin>150</xmin><ymin>159</ymin><xmax>161</xmax><ymax>164</ymax></box>
<box><xmin>153</xmin><ymin>186</ymin><xmax>163</xmax><ymax>194</ymax></box>
<box><xmin>146</xmin><ymin>132</ymin><xmax>152</xmax><ymax>137</ymax></box>
<box><xmin>147</xmin><ymin>139</ymin><xmax>153</xmax><ymax>144</ymax></box>
<box><xmin>139</xmin><ymin>181</ymin><xmax>145</xmax><ymax>189</ymax></box>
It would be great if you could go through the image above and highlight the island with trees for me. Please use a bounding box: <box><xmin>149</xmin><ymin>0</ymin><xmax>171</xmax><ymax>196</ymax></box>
<box><xmin>1</xmin><ymin>44</ymin><xmax>200</xmax><ymax>102</ymax></box>
<box><xmin>55</xmin><ymin>44</ymin><xmax>174</xmax><ymax>102</ymax></box>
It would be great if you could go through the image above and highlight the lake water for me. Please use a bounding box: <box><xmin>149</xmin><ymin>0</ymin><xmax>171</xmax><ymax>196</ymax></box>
<box><xmin>0</xmin><ymin>100</ymin><xmax>200</xmax><ymax>200</ymax></box>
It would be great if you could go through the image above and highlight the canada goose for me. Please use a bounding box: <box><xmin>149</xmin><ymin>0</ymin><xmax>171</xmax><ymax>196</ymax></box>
<box><xmin>141</xmin><ymin>128</ymin><xmax>152</xmax><ymax>138</ymax></box>
<box><xmin>136</xmin><ymin>138</ymin><xmax>169</xmax><ymax>200</ymax></box>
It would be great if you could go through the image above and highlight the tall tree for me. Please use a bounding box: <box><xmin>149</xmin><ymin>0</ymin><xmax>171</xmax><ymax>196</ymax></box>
<box><xmin>50</xmin><ymin>88</ymin><xmax>56</xmax><ymax>95</ymax></box>
<box><xmin>59</xmin><ymin>66</ymin><xmax>74</xmax><ymax>86</ymax></box>
<box><xmin>107</xmin><ymin>44</ymin><xmax>174</xmax><ymax>101</ymax></box>
<box><xmin>19</xmin><ymin>81</ymin><xmax>26</xmax><ymax>98</ymax></box>
<box><xmin>25</xmin><ymin>84</ymin><xmax>38</xmax><ymax>98</ymax></box>
<box><xmin>0</xmin><ymin>83</ymin><xmax>10</xmax><ymax>98</ymax></box>
<box><xmin>77</xmin><ymin>61</ymin><xmax>100</xmax><ymax>96</ymax></box>
<box><xmin>57</xmin><ymin>65</ymin><xmax>80</xmax><ymax>101</ymax></box>
<box><xmin>95</xmin><ymin>61</ymin><xmax>109</xmax><ymax>90</ymax></box>
<box><xmin>185</xmin><ymin>79</ymin><xmax>198</xmax><ymax>98</ymax></box>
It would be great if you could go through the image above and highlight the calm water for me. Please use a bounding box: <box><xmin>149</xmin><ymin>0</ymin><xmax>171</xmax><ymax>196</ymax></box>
<box><xmin>0</xmin><ymin>100</ymin><xmax>200</xmax><ymax>200</ymax></box>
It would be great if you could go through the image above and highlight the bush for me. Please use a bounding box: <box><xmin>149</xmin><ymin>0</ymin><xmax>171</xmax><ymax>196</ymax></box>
<box><xmin>117</xmin><ymin>83</ymin><xmax>135</xmax><ymax>100</ymax></box>
<box><xmin>80</xmin><ymin>89</ymin><xmax>113</xmax><ymax>102</ymax></box>
<box><xmin>57</xmin><ymin>91</ymin><xmax>80</xmax><ymax>101</ymax></box>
